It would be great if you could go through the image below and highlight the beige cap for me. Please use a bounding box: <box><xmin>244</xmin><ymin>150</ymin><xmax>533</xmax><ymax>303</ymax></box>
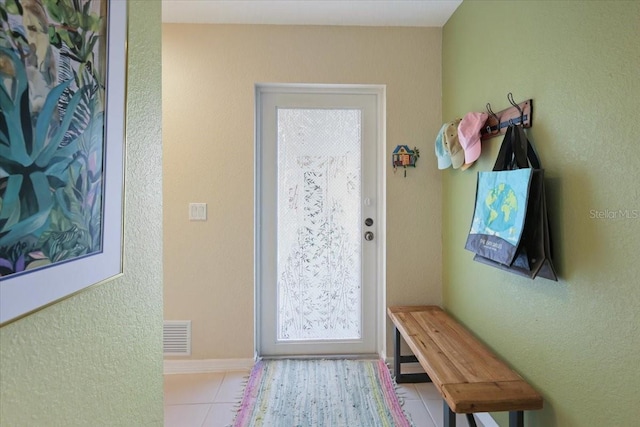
<box><xmin>443</xmin><ymin>118</ymin><xmax>464</xmax><ymax>169</ymax></box>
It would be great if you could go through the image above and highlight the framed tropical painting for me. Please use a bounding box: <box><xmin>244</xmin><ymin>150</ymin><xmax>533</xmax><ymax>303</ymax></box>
<box><xmin>0</xmin><ymin>0</ymin><xmax>126</xmax><ymax>325</ymax></box>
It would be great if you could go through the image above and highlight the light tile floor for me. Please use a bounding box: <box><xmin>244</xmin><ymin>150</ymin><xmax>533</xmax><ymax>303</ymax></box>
<box><xmin>164</xmin><ymin>371</ymin><xmax>247</xmax><ymax>427</ymax></box>
<box><xmin>164</xmin><ymin>370</ymin><xmax>482</xmax><ymax>427</ymax></box>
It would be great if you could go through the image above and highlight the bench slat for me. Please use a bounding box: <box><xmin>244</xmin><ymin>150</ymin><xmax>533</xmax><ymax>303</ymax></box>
<box><xmin>388</xmin><ymin>305</ymin><xmax>543</xmax><ymax>414</ymax></box>
<box><xmin>442</xmin><ymin>381</ymin><xmax>543</xmax><ymax>413</ymax></box>
<box><xmin>393</xmin><ymin>311</ymin><xmax>468</xmax><ymax>385</ymax></box>
<box><xmin>412</xmin><ymin>309</ymin><xmax>522</xmax><ymax>383</ymax></box>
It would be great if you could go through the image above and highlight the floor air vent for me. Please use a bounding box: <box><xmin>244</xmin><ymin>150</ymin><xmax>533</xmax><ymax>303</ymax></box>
<box><xmin>163</xmin><ymin>320</ymin><xmax>191</xmax><ymax>356</ymax></box>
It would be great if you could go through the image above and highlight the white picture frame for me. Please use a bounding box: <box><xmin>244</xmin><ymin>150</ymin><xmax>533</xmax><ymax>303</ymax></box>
<box><xmin>0</xmin><ymin>0</ymin><xmax>127</xmax><ymax>325</ymax></box>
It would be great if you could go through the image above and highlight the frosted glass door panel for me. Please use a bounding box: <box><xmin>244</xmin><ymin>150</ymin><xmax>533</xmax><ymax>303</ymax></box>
<box><xmin>257</xmin><ymin>85</ymin><xmax>382</xmax><ymax>357</ymax></box>
<box><xmin>277</xmin><ymin>109</ymin><xmax>362</xmax><ymax>341</ymax></box>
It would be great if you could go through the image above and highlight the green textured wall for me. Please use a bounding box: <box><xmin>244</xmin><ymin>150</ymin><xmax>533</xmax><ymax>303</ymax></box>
<box><xmin>0</xmin><ymin>1</ymin><xmax>164</xmax><ymax>425</ymax></box>
<box><xmin>442</xmin><ymin>2</ymin><xmax>639</xmax><ymax>426</ymax></box>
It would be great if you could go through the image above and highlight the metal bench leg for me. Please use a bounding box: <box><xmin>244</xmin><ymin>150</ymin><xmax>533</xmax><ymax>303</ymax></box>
<box><xmin>394</xmin><ymin>326</ymin><xmax>401</xmax><ymax>380</ymax></box>
<box><xmin>393</xmin><ymin>326</ymin><xmax>431</xmax><ymax>383</ymax></box>
<box><xmin>444</xmin><ymin>402</ymin><xmax>456</xmax><ymax>427</ymax></box>
<box><xmin>509</xmin><ymin>411</ymin><xmax>524</xmax><ymax>427</ymax></box>
<box><xmin>466</xmin><ymin>413</ymin><xmax>478</xmax><ymax>427</ymax></box>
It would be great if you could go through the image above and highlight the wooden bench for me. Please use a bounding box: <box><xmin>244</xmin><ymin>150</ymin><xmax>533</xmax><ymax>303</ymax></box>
<box><xmin>387</xmin><ymin>306</ymin><xmax>542</xmax><ymax>427</ymax></box>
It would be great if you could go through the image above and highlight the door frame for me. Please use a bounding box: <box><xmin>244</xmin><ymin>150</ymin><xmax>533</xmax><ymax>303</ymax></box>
<box><xmin>254</xmin><ymin>83</ymin><xmax>387</xmax><ymax>358</ymax></box>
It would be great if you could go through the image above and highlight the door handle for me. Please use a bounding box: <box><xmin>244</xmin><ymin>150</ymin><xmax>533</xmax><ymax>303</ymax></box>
<box><xmin>364</xmin><ymin>231</ymin><xmax>374</xmax><ymax>241</ymax></box>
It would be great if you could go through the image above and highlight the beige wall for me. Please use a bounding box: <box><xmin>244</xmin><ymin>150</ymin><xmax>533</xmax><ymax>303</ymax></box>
<box><xmin>442</xmin><ymin>1</ymin><xmax>640</xmax><ymax>426</ymax></box>
<box><xmin>163</xmin><ymin>24</ymin><xmax>442</xmax><ymax>359</ymax></box>
<box><xmin>0</xmin><ymin>1</ymin><xmax>164</xmax><ymax>425</ymax></box>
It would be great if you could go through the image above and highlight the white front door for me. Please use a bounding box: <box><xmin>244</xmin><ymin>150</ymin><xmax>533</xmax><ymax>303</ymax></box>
<box><xmin>256</xmin><ymin>84</ymin><xmax>385</xmax><ymax>357</ymax></box>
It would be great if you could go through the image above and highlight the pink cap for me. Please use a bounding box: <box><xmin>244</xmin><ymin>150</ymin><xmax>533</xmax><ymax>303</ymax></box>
<box><xmin>458</xmin><ymin>112</ymin><xmax>489</xmax><ymax>164</ymax></box>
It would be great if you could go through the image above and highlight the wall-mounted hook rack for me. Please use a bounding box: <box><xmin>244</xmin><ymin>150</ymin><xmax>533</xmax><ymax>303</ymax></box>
<box><xmin>480</xmin><ymin>97</ymin><xmax>533</xmax><ymax>140</ymax></box>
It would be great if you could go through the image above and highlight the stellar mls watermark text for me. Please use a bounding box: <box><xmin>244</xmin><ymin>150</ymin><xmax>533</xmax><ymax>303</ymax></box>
<box><xmin>589</xmin><ymin>209</ymin><xmax>639</xmax><ymax>220</ymax></box>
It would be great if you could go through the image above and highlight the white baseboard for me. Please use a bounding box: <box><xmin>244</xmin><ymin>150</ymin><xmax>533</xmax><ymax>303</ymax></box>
<box><xmin>163</xmin><ymin>358</ymin><xmax>255</xmax><ymax>374</ymax></box>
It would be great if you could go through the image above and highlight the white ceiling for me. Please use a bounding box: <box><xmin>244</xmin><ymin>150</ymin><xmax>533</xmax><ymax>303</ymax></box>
<box><xmin>162</xmin><ymin>0</ymin><xmax>463</xmax><ymax>27</ymax></box>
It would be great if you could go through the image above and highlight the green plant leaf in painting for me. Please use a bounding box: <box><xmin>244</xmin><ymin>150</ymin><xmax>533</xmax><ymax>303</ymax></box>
<box><xmin>1</xmin><ymin>1</ymin><xmax>29</xmax><ymax>54</ymax></box>
<box><xmin>32</xmin><ymin>78</ymin><xmax>73</xmax><ymax>155</ymax></box>
<box><xmin>0</xmin><ymin>174</ymin><xmax>50</xmax><ymax>246</ymax></box>
<box><xmin>44</xmin><ymin>0</ymin><xmax>100</xmax><ymax>50</ymax></box>
<box><xmin>54</xmin><ymin>176</ymin><xmax>84</xmax><ymax>227</ymax></box>
<box><xmin>43</xmin><ymin>0</ymin><xmax>105</xmax><ymax>91</ymax></box>
<box><xmin>42</xmin><ymin>0</ymin><xmax>68</xmax><ymax>26</ymax></box>
<box><xmin>34</xmin><ymin>86</ymin><xmax>86</xmax><ymax>167</ymax></box>
<box><xmin>57</xmin><ymin>28</ymin><xmax>82</xmax><ymax>53</ymax></box>
<box><xmin>0</xmin><ymin>47</ymin><xmax>87</xmax><ymax>248</ymax></box>
<box><xmin>0</xmin><ymin>51</ymin><xmax>30</xmax><ymax>166</ymax></box>
<box><xmin>3</xmin><ymin>0</ymin><xmax>23</xmax><ymax>16</ymax></box>
<box><xmin>78</xmin><ymin>6</ymin><xmax>101</xmax><ymax>33</ymax></box>
<box><xmin>0</xmin><ymin>175</ymin><xmax>24</xmax><ymax>231</ymax></box>
<box><xmin>83</xmin><ymin>113</ymin><xmax>104</xmax><ymax>250</ymax></box>
<box><xmin>44</xmin><ymin>0</ymin><xmax>101</xmax><ymax>33</ymax></box>
<box><xmin>38</xmin><ymin>205</ymin><xmax>89</xmax><ymax>263</ymax></box>
<box><xmin>48</xmin><ymin>25</ymin><xmax>62</xmax><ymax>48</ymax></box>
<box><xmin>39</xmin><ymin>224</ymin><xmax>88</xmax><ymax>263</ymax></box>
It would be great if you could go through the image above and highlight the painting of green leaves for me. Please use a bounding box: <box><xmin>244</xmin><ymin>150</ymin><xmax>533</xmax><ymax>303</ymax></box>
<box><xmin>0</xmin><ymin>0</ymin><xmax>109</xmax><ymax>279</ymax></box>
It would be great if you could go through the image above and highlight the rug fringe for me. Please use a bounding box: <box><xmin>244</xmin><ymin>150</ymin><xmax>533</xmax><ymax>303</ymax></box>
<box><xmin>229</xmin><ymin>369</ymin><xmax>253</xmax><ymax>427</ymax></box>
<box><xmin>384</xmin><ymin>361</ymin><xmax>407</xmax><ymax>404</ymax></box>
<box><xmin>384</xmin><ymin>361</ymin><xmax>417</xmax><ymax>426</ymax></box>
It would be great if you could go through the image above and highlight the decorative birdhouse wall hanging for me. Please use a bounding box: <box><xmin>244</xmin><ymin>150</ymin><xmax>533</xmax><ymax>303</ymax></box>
<box><xmin>392</xmin><ymin>145</ymin><xmax>420</xmax><ymax>177</ymax></box>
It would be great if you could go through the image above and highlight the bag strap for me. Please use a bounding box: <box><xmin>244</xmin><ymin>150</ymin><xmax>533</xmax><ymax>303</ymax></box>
<box><xmin>492</xmin><ymin>125</ymin><xmax>515</xmax><ymax>171</ymax></box>
<box><xmin>494</xmin><ymin>125</ymin><xmax>542</xmax><ymax>170</ymax></box>
<box><xmin>513</xmin><ymin>126</ymin><xmax>542</xmax><ymax>169</ymax></box>
<box><xmin>513</xmin><ymin>126</ymin><xmax>529</xmax><ymax>168</ymax></box>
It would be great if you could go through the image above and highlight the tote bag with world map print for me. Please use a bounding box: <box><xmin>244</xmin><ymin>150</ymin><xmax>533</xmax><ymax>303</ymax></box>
<box><xmin>465</xmin><ymin>168</ymin><xmax>533</xmax><ymax>266</ymax></box>
<box><xmin>469</xmin><ymin>124</ymin><xmax>557</xmax><ymax>281</ymax></box>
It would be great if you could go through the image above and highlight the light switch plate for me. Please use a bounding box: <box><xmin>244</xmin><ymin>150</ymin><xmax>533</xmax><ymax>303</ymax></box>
<box><xmin>189</xmin><ymin>203</ymin><xmax>207</xmax><ymax>221</ymax></box>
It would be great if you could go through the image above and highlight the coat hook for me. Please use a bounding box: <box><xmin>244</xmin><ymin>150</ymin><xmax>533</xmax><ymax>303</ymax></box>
<box><xmin>507</xmin><ymin>92</ymin><xmax>524</xmax><ymax>126</ymax></box>
<box><xmin>486</xmin><ymin>102</ymin><xmax>499</xmax><ymax>134</ymax></box>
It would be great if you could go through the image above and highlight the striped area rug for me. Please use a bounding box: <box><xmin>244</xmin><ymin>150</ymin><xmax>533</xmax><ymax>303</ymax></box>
<box><xmin>232</xmin><ymin>359</ymin><xmax>413</xmax><ymax>427</ymax></box>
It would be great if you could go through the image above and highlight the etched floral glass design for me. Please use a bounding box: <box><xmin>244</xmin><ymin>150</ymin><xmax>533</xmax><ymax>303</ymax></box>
<box><xmin>277</xmin><ymin>108</ymin><xmax>362</xmax><ymax>341</ymax></box>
